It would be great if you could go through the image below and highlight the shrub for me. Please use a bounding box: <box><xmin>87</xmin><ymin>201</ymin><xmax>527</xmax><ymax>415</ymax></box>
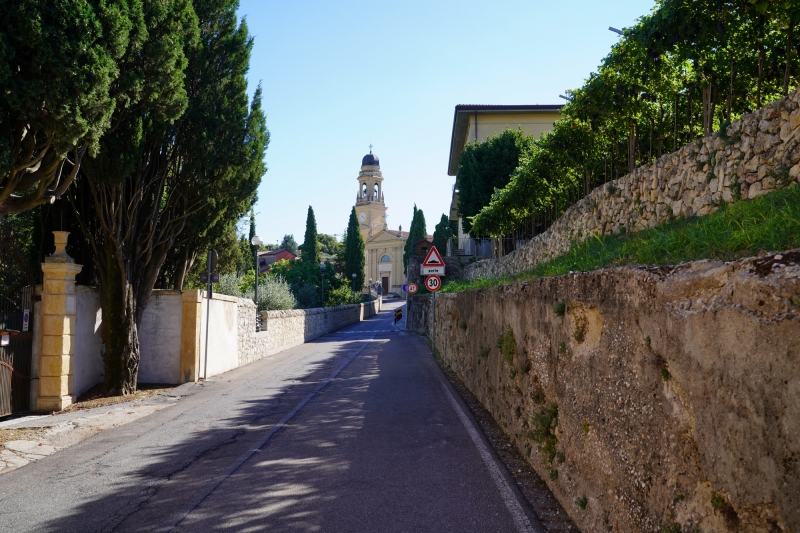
<box><xmin>496</xmin><ymin>326</ymin><xmax>517</xmax><ymax>365</ymax></box>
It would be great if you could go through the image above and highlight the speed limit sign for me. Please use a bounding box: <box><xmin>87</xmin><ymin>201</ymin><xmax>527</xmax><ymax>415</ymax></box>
<box><xmin>425</xmin><ymin>275</ymin><xmax>442</xmax><ymax>292</ymax></box>
<box><xmin>407</xmin><ymin>283</ymin><xmax>418</xmax><ymax>295</ymax></box>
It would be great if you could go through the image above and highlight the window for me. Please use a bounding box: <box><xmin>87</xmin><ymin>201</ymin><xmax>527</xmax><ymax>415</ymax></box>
<box><xmin>380</xmin><ymin>254</ymin><xmax>391</xmax><ymax>262</ymax></box>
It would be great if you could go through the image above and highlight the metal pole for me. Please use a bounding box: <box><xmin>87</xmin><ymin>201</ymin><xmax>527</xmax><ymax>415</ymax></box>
<box><xmin>432</xmin><ymin>290</ymin><xmax>436</xmax><ymax>356</ymax></box>
<box><xmin>253</xmin><ymin>247</ymin><xmax>259</xmax><ymax>310</ymax></box>
<box><xmin>203</xmin><ymin>278</ymin><xmax>211</xmax><ymax>380</ymax></box>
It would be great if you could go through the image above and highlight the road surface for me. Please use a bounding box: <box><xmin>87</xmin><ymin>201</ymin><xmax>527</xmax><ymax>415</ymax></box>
<box><xmin>0</xmin><ymin>300</ymin><xmax>542</xmax><ymax>532</ymax></box>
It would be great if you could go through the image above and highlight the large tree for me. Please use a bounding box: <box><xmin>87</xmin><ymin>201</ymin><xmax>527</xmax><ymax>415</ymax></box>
<box><xmin>156</xmin><ymin>1</ymin><xmax>268</xmax><ymax>290</ymax></box>
<box><xmin>433</xmin><ymin>214</ymin><xmax>453</xmax><ymax>253</ymax></box>
<box><xmin>68</xmin><ymin>0</ymin><xmax>200</xmax><ymax>394</ymax></box>
<box><xmin>403</xmin><ymin>205</ymin><xmax>426</xmax><ymax>273</ymax></box>
<box><xmin>0</xmin><ymin>0</ymin><xmax>138</xmax><ymax>219</ymax></box>
<box><xmin>301</xmin><ymin>205</ymin><xmax>320</xmax><ymax>265</ymax></box>
<box><xmin>343</xmin><ymin>207</ymin><xmax>365</xmax><ymax>291</ymax></box>
<box><xmin>456</xmin><ymin>129</ymin><xmax>531</xmax><ymax>234</ymax></box>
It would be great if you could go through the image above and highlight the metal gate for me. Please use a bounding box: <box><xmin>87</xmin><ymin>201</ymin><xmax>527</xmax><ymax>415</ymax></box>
<box><xmin>0</xmin><ymin>286</ymin><xmax>34</xmax><ymax>416</ymax></box>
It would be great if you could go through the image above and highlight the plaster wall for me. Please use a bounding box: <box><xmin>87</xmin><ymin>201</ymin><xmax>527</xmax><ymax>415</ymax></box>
<box><xmin>72</xmin><ymin>287</ymin><xmax>104</xmax><ymax>398</ymax></box>
<box><xmin>56</xmin><ymin>290</ymin><xmax>382</xmax><ymax>396</ymax></box>
<box><xmin>138</xmin><ymin>291</ymin><xmax>183</xmax><ymax>384</ymax></box>
<box><xmin>409</xmin><ymin>253</ymin><xmax>800</xmax><ymax>533</ymax></box>
<box><xmin>199</xmin><ymin>293</ymin><xmax>239</xmax><ymax>378</ymax></box>
<box><xmin>466</xmin><ymin>111</ymin><xmax>561</xmax><ymax>144</ymax></box>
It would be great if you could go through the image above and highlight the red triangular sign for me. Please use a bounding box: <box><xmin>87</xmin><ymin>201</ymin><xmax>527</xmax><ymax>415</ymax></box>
<box><xmin>422</xmin><ymin>246</ymin><xmax>444</xmax><ymax>266</ymax></box>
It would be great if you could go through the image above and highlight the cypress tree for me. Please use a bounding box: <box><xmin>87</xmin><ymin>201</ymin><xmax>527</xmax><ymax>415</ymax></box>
<box><xmin>433</xmin><ymin>214</ymin><xmax>452</xmax><ymax>252</ymax></box>
<box><xmin>343</xmin><ymin>207</ymin><xmax>366</xmax><ymax>292</ymax></box>
<box><xmin>403</xmin><ymin>205</ymin><xmax>427</xmax><ymax>273</ymax></box>
<box><xmin>301</xmin><ymin>205</ymin><xmax>320</xmax><ymax>265</ymax></box>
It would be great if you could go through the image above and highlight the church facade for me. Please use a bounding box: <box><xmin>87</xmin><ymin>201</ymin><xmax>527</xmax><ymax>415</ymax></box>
<box><xmin>354</xmin><ymin>150</ymin><xmax>408</xmax><ymax>294</ymax></box>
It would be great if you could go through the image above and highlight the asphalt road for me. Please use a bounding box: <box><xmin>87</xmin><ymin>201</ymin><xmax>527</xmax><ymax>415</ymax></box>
<box><xmin>0</xmin><ymin>300</ymin><xmax>542</xmax><ymax>532</ymax></box>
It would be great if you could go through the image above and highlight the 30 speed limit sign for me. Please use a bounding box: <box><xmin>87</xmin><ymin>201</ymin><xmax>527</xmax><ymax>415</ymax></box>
<box><xmin>425</xmin><ymin>275</ymin><xmax>442</xmax><ymax>292</ymax></box>
<box><xmin>407</xmin><ymin>283</ymin><xmax>418</xmax><ymax>295</ymax></box>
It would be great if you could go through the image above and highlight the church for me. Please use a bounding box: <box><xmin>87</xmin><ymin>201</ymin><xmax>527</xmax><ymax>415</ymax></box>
<box><xmin>354</xmin><ymin>149</ymin><xmax>408</xmax><ymax>295</ymax></box>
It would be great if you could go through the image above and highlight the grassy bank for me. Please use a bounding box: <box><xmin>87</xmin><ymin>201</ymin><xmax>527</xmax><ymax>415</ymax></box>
<box><xmin>442</xmin><ymin>185</ymin><xmax>800</xmax><ymax>293</ymax></box>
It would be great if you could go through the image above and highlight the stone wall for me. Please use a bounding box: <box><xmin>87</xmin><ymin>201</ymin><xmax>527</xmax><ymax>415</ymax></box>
<box><xmin>464</xmin><ymin>88</ymin><xmax>800</xmax><ymax>281</ymax></box>
<box><xmin>258</xmin><ymin>298</ymin><xmax>382</xmax><ymax>356</ymax></box>
<box><xmin>409</xmin><ymin>252</ymin><xmax>800</xmax><ymax>532</ymax></box>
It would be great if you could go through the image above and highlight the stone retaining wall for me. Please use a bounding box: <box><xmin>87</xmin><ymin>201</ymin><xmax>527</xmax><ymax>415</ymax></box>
<box><xmin>464</xmin><ymin>88</ymin><xmax>800</xmax><ymax>281</ymax></box>
<box><xmin>409</xmin><ymin>252</ymin><xmax>800</xmax><ymax>532</ymax></box>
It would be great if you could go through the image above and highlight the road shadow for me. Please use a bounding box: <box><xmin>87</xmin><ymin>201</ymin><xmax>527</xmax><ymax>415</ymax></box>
<box><xmin>22</xmin><ymin>338</ymin><xmax>375</xmax><ymax>533</ymax></box>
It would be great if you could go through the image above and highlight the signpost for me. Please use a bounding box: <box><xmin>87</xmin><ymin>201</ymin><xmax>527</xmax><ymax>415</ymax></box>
<box><xmin>407</xmin><ymin>283</ymin><xmax>418</xmax><ymax>295</ymax></box>
<box><xmin>424</xmin><ymin>275</ymin><xmax>441</xmax><ymax>292</ymax></box>
<box><xmin>202</xmin><ymin>249</ymin><xmax>218</xmax><ymax>380</ymax></box>
<box><xmin>421</xmin><ymin>246</ymin><xmax>446</xmax><ymax>276</ymax></box>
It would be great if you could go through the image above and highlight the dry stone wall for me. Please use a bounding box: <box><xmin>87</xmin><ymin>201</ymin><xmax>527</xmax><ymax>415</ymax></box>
<box><xmin>464</xmin><ymin>88</ymin><xmax>800</xmax><ymax>281</ymax></box>
<box><xmin>409</xmin><ymin>252</ymin><xmax>800</xmax><ymax>533</ymax></box>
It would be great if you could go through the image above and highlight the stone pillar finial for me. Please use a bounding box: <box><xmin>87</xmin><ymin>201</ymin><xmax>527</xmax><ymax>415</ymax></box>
<box><xmin>47</xmin><ymin>231</ymin><xmax>75</xmax><ymax>263</ymax></box>
<box><xmin>37</xmin><ymin>231</ymin><xmax>83</xmax><ymax>412</ymax></box>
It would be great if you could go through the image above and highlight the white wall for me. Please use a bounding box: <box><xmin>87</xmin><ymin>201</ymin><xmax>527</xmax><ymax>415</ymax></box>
<box><xmin>199</xmin><ymin>293</ymin><xmax>239</xmax><ymax>379</ymax></box>
<box><xmin>138</xmin><ymin>291</ymin><xmax>183</xmax><ymax>384</ymax></box>
<box><xmin>73</xmin><ymin>287</ymin><xmax>104</xmax><ymax>398</ymax></box>
<box><xmin>64</xmin><ymin>289</ymin><xmax>382</xmax><ymax>395</ymax></box>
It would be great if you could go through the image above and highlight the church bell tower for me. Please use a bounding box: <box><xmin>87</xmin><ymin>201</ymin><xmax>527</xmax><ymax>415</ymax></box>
<box><xmin>355</xmin><ymin>147</ymin><xmax>388</xmax><ymax>241</ymax></box>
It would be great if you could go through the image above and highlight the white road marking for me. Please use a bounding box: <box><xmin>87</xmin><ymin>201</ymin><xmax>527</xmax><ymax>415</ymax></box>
<box><xmin>156</xmin><ymin>339</ymin><xmax>373</xmax><ymax>532</ymax></box>
<box><xmin>435</xmin><ymin>368</ymin><xmax>543</xmax><ymax>533</ymax></box>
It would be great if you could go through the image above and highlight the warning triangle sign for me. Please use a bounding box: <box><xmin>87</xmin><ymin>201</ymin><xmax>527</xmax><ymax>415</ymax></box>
<box><xmin>422</xmin><ymin>246</ymin><xmax>444</xmax><ymax>267</ymax></box>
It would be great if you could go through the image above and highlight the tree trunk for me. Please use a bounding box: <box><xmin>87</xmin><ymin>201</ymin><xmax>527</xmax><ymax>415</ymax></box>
<box><xmin>785</xmin><ymin>21</ymin><xmax>794</xmax><ymax>96</ymax></box>
<box><xmin>98</xmin><ymin>251</ymin><xmax>140</xmax><ymax>395</ymax></box>
<box><xmin>757</xmin><ymin>44</ymin><xmax>765</xmax><ymax>108</ymax></box>
<box><xmin>628</xmin><ymin>122</ymin><xmax>636</xmax><ymax>173</ymax></box>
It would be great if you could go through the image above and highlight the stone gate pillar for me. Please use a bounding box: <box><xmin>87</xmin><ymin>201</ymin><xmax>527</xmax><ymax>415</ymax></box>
<box><xmin>37</xmin><ymin>231</ymin><xmax>82</xmax><ymax>412</ymax></box>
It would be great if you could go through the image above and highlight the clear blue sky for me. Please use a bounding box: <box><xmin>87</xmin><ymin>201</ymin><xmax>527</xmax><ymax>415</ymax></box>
<box><xmin>237</xmin><ymin>0</ymin><xmax>655</xmax><ymax>245</ymax></box>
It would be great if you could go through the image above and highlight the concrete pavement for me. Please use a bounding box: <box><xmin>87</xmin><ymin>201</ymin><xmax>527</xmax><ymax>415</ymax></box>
<box><xmin>0</xmin><ymin>301</ymin><xmax>542</xmax><ymax>532</ymax></box>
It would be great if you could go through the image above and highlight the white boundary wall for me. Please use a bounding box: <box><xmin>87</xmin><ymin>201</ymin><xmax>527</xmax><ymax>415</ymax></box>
<box><xmin>61</xmin><ymin>288</ymin><xmax>382</xmax><ymax>395</ymax></box>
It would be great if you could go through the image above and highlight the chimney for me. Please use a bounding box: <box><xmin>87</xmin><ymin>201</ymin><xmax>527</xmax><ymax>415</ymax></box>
<box><xmin>398</xmin><ymin>225</ymin><xmax>402</xmax><ymax>233</ymax></box>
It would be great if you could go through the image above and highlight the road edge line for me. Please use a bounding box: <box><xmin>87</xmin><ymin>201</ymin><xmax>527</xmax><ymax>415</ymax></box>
<box><xmin>435</xmin><ymin>365</ymin><xmax>544</xmax><ymax>533</ymax></box>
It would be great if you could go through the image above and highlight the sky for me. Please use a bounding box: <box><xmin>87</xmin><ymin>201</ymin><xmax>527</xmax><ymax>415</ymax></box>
<box><xmin>237</xmin><ymin>0</ymin><xmax>655</xmax><ymax>245</ymax></box>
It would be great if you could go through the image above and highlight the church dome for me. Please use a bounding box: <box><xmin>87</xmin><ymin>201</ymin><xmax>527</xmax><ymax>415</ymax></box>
<box><xmin>362</xmin><ymin>152</ymin><xmax>380</xmax><ymax>166</ymax></box>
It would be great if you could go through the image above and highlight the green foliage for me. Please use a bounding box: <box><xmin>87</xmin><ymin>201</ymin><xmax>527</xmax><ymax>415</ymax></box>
<box><xmin>549</xmin><ymin>469</ymin><xmax>558</xmax><ymax>481</ymax></box>
<box><xmin>281</xmin><ymin>234</ymin><xmax>299</xmax><ymax>255</ymax></box>
<box><xmin>496</xmin><ymin>326</ymin><xmax>517</xmax><ymax>365</ymax></box>
<box><xmin>318</xmin><ymin>233</ymin><xmax>343</xmax><ymax>259</ymax></box>
<box><xmin>469</xmin><ymin>0</ymin><xmax>800</xmax><ymax>236</ymax></box>
<box><xmin>301</xmin><ymin>206</ymin><xmax>321</xmax><ymax>265</ymax></box>
<box><xmin>661</xmin><ymin>368</ymin><xmax>671</xmax><ymax>381</ymax></box>
<box><xmin>553</xmin><ymin>301</ymin><xmax>566</xmax><ymax>317</ymax></box>
<box><xmin>403</xmin><ymin>205</ymin><xmax>427</xmax><ymax>273</ymax></box>
<box><xmin>216</xmin><ymin>272</ymin><xmax>296</xmax><ymax>311</ymax></box>
<box><xmin>575</xmin><ymin>496</ymin><xmax>587</xmax><ymax>510</ymax></box>
<box><xmin>527</xmin><ymin>402</ymin><xmax>559</xmax><ymax>464</ymax></box>
<box><xmin>530</xmin><ymin>385</ymin><xmax>546</xmax><ymax>404</ymax></box>
<box><xmin>270</xmin><ymin>258</ymin><xmax>343</xmax><ymax>309</ymax></box>
<box><xmin>433</xmin><ymin>214</ymin><xmax>453</xmax><ymax>252</ymax></box>
<box><xmin>343</xmin><ymin>207</ymin><xmax>366</xmax><ymax>291</ymax></box>
<box><xmin>442</xmin><ymin>186</ymin><xmax>800</xmax><ymax>293</ymax></box>
<box><xmin>0</xmin><ymin>0</ymin><xmax>138</xmax><ymax>216</ymax></box>
<box><xmin>456</xmin><ymin>129</ymin><xmax>533</xmax><ymax>235</ymax></box>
